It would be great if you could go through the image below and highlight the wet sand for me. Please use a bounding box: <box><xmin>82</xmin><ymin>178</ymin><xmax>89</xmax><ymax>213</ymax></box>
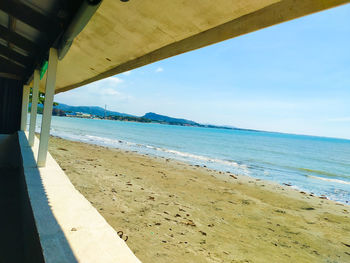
<box><xmin>49</xmin><ymin>136</ymin><xmax>350</xmax><ymax>263</ymax></box>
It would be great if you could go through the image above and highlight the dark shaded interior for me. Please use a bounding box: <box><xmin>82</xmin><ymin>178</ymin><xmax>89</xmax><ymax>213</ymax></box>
<box><xmin>0</xmin><ymin>167</ymin><xmax>24</xmax><ymax>263</ymax></box>
<box><xmin>0</xmin><ymin>134</ymin><xmax>44</xmax><ymax>263</ymax></box>
<box><xmin>0</xmin><ymin>78</ymin><xmax>23</xmax><ymax>134</ymax></box>
<box><xmin>0</xmin><ymin>0</ymin><xmax>85</xmax><ymax>83</ymax></box>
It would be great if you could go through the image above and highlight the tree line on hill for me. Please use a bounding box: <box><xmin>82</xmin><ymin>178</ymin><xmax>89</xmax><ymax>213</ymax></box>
<box><xmin>107</xmin><ymin>115</ymin><xmax>151</xmax><ymax>123</ymax></box>
<box><xmin>29</xmin><ymin>101</ymin><xmax>251</xmax><ymax>131</ymax></box>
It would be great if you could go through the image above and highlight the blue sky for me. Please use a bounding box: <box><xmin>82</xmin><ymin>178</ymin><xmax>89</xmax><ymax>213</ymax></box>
<box><xmin>56</xmin><ymin>4</ymin><xmax>350</xmax><ymax>139</ymax></box>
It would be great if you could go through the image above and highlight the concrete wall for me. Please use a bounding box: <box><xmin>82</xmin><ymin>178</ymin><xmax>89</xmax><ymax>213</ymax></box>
<box><xmin>0</xmin><ymin>134</ymin><xmax>12</xmax><ymax>165</ymax></box>
<box><xmin>0</xmin><ymin>133</ymin><xmax>44</xmax><ymax>263</ymax></box>
<box><xmin>0</xmin><ymin>134</ymin><xmax>21</xmax><ymax>167</ymax></box>
<box><xmin>0</xmin><ymin>132</ymin><xmax>141</xmax><ymax>262</ymax></box>
<box><xmin>19</xmin><ymin>163</ymin><xmax>46</xmax><ymax>263</ymax></box>
<box><xmin>0</xmin><ymin>78</ymin><xmax>23</xmax><ymax>133</ymax></box>
<box><xmin>18</xmin><ymin>131</ymin><xmax>141</xmax><ymax>263</ymax></box>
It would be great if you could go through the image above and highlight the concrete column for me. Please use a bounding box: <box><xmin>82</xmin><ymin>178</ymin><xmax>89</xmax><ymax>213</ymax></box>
<box><xmin>28</xmin><ymin>70</ymin><xmax>40</xmax><ymax>146</ymax></box>
<box><xmin>20</xmin><ymin>85</ymin><xmax>30</xmax><ymax>131</ymax></box>
<box><xmin>37</xmin><ymin>48</ymin><xmax>58</xmax><ymax>167</ymax></box>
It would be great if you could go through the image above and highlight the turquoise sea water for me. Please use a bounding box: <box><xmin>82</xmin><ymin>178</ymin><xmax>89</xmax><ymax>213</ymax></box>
<box><xmin>35</xmin><ymin>116</ymin><xmax>350</xmax><ymax>204</ymax></box>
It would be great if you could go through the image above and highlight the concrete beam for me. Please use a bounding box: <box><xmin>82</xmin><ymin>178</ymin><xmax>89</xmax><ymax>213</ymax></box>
<box><xmin>20</xmin><ymin>85</ymin><xmax>29</xmax><ymax>131</ymax></box>
<box><xmin>28</xmin><ymin>69</ymin><xmax>40</xmax><ymax>146</ymax></box>
<box><xmin>37</xmin><ymin>48</ymin><xmax>58</xmax><ymax>167</ymax></box>
<box><xmin>51</xmin><ymin>0</ymin><xmax>349</xmax><ymax>94</ymax></box>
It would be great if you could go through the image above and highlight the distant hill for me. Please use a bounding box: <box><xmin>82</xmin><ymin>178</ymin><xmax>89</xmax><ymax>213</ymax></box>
<box><xmin>54</xmin><ymin>103</ymin><xmax>133</xmax><ymax>117</ymax></box>
<box><xmin>143</xmin><ymin>112</ymin><xmax>198</xmax><ymax>126</ymax></box>
<box><xmin>50</xmin><ymin>103</ymin><xmax>245</xmax><ymax>131</ymax></box>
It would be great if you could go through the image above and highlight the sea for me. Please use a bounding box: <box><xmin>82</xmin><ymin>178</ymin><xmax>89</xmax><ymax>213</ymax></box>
<box><xmin>32</xmin><ymin>115</ymin><xmax>350</xmax><ymax>204</ymax></box>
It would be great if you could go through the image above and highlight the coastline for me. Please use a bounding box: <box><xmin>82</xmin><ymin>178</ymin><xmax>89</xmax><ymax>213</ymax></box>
<box><xmin>48</xmin><ymin>136</ymin><xmax>350</xmax><ymax>263</ymax></box>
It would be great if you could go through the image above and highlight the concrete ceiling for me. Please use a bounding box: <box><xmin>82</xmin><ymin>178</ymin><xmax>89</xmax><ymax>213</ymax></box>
<box><xmin>38</xmin><ymin>0</ymin><xmax>349</xmax><ymax>93</ymax></box>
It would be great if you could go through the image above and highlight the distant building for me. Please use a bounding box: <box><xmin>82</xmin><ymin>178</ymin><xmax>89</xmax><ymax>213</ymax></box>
<box><xmin>75</xmin><ymin>112</ymin><xmax>92</xmax><ymax>118</ymax></box>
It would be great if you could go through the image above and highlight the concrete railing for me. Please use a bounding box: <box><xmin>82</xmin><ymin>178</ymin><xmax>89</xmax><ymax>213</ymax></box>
<box><xmin>18</xmin><ymin>131</ymin><xmax>141</xmax><ymax>263</ymax></box>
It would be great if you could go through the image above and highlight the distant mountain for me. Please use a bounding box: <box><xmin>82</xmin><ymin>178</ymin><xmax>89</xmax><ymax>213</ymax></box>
<box><xmin>54</xmin><ymin>103</ymin><xmax>133</xmax><ymax>117</ymax></box>
<box><xmin>51</xmin><ymin>103</ymin><xmax>245</xmax><ymax>131</ymax></box>
<box><xmin>143</xmin><ymin>112</ymin><xmax>198</xmax><ymax>126</ymax></box>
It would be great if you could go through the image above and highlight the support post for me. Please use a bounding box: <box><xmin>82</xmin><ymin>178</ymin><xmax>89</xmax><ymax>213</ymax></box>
<box><xmin>28</xmin><ymin>69</ymin><xmax>40</xmax><ymax>146</ymax></box>
<box><xmin>37</xmin><ymin>48</ymin><xmax>58</xmax><ymax>167</ymax></box>
<box><xmin>20</xmin><ymin>85</ymin><xmax>30</xmax><ymax>131</ymax></box>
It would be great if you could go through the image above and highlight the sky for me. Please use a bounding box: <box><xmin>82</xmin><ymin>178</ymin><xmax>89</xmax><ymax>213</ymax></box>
<box><xmin>55</xmin><ymin>4</ymin><xmax>350</xmax><ymax>140</ymax></box>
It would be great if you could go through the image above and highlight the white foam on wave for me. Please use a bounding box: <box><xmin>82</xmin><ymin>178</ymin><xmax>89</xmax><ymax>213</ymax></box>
<box><xmin>85</xmin><ymin>134</ymin><xmax>138</xmax><ymax>146</ymax></box>
<box><xmin>156</xmin><ymin>148</ymin><xmax>248</xmax><ymax>170</ymax></box>
<box><xmin>127</xmin><ymin>143</ymin><xmax>250</xmax><ymax>173</ymax></box>
<box><xmin>53</xmin><ymin>132</ymin><xmax>250</xmax><ymax>174</ymax></box>
<box><xmin>308</xmin><ymin>175</ymin><xmax>350</xmax><ymax>185</ymax></box>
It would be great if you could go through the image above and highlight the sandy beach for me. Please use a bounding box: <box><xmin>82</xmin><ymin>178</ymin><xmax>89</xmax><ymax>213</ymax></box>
<box><xmin>48</xmin><ymin>136</ymin><xmax>350</xmax><ymax>263</ymax></box>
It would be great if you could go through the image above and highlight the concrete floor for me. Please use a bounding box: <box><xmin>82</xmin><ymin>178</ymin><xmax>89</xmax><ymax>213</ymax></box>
<box><xmin>0</xmin><ymin>168</ymin><xmax>24</xmax><ymax>263</ymax></box>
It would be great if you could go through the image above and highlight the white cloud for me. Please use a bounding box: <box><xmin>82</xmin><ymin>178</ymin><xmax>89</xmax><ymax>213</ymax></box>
<box><xmin>106</xmin><ymin>76</ymin><xmax>123</xmax><ymax>84</ymax></box>
<box><xmin>155</xmin><ymin>67</ymin><xmax>164</xmax><ymax>73</ymax></box>
<box><xmin>327</xmin><ymin>117</ymin><xmax>350</xmax><ymax>122</ymax></box>
<box><xmin>55</xmin><ymin>75</ymin><xmax>132</xmax><ymax>110</ymax></box>
<box><xmin>103</xmin><ymin>88</ymin><xmax>121</xmax><ymax>96</ymax></box>
<box><xmin>122</xmin><ymin>71</ymin><xmax>132</xmax><ymax>76</ymax></box>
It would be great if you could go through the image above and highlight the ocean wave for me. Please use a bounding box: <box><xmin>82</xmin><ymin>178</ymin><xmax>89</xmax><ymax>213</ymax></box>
<box><xmin>152</xmin><ymin>148</ymin><xmax>249</xmax><ymax>170</ymax></box>
<box><xmin>57</xmin><ymin>133</ymin><xmax>250</xmax><ymax>174</ymax></box>
<box><xmin>298</xmin><ymin>168</ymin><xmax>348</xmax><ymax>179</ymax></box>
<box><xmin>308</xmin><ymin>175</ymin><xmax>350</xmax><ymax>185</ymax></box>
<box><xmin>47</xmin><ymin>125</ymin><xmax>350</xmax><ymax>204</ymax></box>
<box><xmin>85</xmin><ymin>135</ymin><xmax>136</xmax><ymax>146</ymax></box>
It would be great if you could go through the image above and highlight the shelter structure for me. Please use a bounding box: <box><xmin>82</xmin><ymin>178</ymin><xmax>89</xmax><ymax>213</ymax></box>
<box><xmin>0</xmin><ymin>0</ymin><xmax>348</xmax><ymax>262</ymax></box>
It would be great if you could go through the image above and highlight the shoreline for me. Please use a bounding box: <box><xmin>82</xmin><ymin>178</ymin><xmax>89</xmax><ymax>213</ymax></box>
<box><xmin>48</xmin><ymin>136</ymin><xmax>350</xmax><ymax>263</ymax></box>
<box><xmin>48</xmin><ymin>133</ymin><xmax>348</xmax><ymax>205</ymax></box>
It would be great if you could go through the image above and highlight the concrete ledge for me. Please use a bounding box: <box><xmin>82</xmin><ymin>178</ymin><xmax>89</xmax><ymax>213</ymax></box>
<box><xmin>18</xmin><ymin>131</ymin><xmax>141</xmax><ymax>263</ymax></box>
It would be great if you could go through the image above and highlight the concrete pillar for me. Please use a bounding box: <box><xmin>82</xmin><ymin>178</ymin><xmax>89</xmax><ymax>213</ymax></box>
<box><xmin>20</xmin><ymin>85</ymin><xmax>30</xmax><ymax>131</ymax></box>
<box><xmin>28</xmin><ymin>69</ymin><xmax>40</xmax><ymax>146</ymax></box>
<box><xmin>37</xmin><ymin>48</ymin><xmax>58</xmax><ymax>167</ymax></box>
